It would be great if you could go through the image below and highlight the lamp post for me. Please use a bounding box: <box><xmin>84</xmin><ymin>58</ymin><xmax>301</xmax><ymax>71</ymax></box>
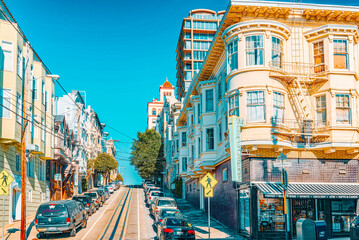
<box><xmin>20</xmin><ymin>60</ymin><xmax>59</xmax><ymax>240</ymax></box>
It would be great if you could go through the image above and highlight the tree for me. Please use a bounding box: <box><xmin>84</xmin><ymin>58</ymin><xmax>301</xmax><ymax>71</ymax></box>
<box><xmin>93</xmin><ymin>153</ymin><xmax>118</xmax><ymax>184</ymax></box>
<box><xmin>115</xmin><ymin>174</ymin><xmax>124</xmax><ymax>182</ymax></box>
<box><xmin>131</xmin><ymin>129</ymin><xmax>164</xmax><ymax>180</ymax></box>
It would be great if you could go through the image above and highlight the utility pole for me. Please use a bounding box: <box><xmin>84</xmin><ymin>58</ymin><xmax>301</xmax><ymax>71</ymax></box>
<box><xmin>20</xmin><ymin>42</ymin><xmax>30</xmax><ymax>240</ymax></box>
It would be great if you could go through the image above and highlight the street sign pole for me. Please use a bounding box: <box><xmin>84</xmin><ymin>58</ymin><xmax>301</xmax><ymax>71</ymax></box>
<box><xmin>208</xmin><ymin>197</ymin><xmax>210</xmax><ymax>240</ymax></box>
<box><xmin>2</xmin><ymin>195</ymin><xmax>4</xmax><ymax>240</ymax></box>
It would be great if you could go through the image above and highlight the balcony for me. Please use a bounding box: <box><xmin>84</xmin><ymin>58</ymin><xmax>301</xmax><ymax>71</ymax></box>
<box><xmin>271</xmin><ymin>118</ymin><xmax>330</xmax><ymax>143</ymax></box>
<box><xmin>269</xmin><ymin>62</ymin><xmax>328</xmax><ymax>83</ymax></box>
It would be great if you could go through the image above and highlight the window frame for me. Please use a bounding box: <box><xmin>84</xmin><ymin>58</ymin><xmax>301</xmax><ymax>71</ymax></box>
<box><xmin>229</xmin><ymin>94</ymin><xmax>239</xmax><ymax>117</ymax></box>
<box><xmin>247</xmin><ymin>90</ymin><xmax>266</xmax><ymax>123</ymax></box>
<box><xmin>206</xmin><ymin>128</ymin><xmax>215</xmax><ymax>151</ymax></box>
<box><xmin>333</xmin><ymin>39</ymin><xmax>349</xmax><ymax>70</ymax></box>
<box><xmin>272</xmin><ymin>91</ymin><xmax>285</xmax><ymax>123</ymax></box>
<box><xmin>227</xmin><ymin>38</ymin><xmax>238</xmax><ymax>72</ymax></box>
<box><xmin>16</xmin><ymin>92</ymin><xmax>21</xmax><ymax>123</ymax></box>
<box><xmin>313</xmin><ymin>41</ymin><xmax>325</xmax><ymax>73</ymax></box>
<box><xmin>1</xmin><ymin>41</ymin><xmax>13</xmax><ymax>72</ymax></box>
<box><xmin>181</xmin><ymin>132</ymin><xmax>187</xmax><ymax>147</ymax></box>
<box><xmin>245</xmin><ymin>35</ymin><xmax>264</xmax><ymax>66</ymax></box>
<box><xmin>271</xmin><ymin>36</ymin><xmax>283</xmax><ymax>68</ymax></box>
<box><xmin>205</xmin><ymin>89</ymin><xmax>214</xmax><ymax>112</ymax></box>
<box><xmin>335</xmin><ymin>93</ymin><xmax>351</xmax><ymax>125</ymax></box>
<box><xmin>315</xmin><ymin>95</ymin><xmax>327</xmax><ymax>125</ymax></box>
<box><xmin>223</xmin><ymin>168</ymin><xmax>228</xmax><ymax>182</ymax></box>
<box><xmin>0</xmin><ymin>88</ymin><xmax>12</xmax><ymax>119</ymax></box>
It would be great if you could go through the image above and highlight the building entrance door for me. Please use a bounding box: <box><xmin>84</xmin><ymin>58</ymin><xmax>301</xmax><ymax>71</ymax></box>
<box><xmin>291</xmin><ymin>199</ymin><xmax>316</xmax><ymax>237</ymax></box>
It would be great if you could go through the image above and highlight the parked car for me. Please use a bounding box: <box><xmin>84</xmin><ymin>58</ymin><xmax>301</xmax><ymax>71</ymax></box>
<box><xmin>155</xmin><ymin>208</ymin><xmax>183</xmax><ymax>226</ymax></box>
<box><xmin>157</xmin><ymin>217</ymin><xmax>195</xmax><ymax>240</ymax></box>
<box><xmin>109</xmin><ymin>182</ymin><xmax>119</xmax><ymax>190</ymax></box>
<box><xmin>94</xmin><ymin>189</ymin><xmax>106</xmax><ymax>204</ymax></box>
<box><xmin>146</xmin><ymin>191</ymin><xmax>164</xmax><ymax>205</ymax></box>
<box><xmin>350</xmin><ymin>216</ymin><xmax>359</xmax><ymax>239</ymax></box>
<box><xmin>151</xmin><ymin>197</ymin><xmax>177</xmax><ymax>218</ymax></box>
<box><xmin>75</xmin><ymin>201</ymin><xmax>89</xmax><ymax>221</ymax></box>
<box><xmin>99</xmin><ymin>187</ymin><xmax>110</xmax><ymax>200</ymax></box>
<box><xmin>72</xmin><ymin>195</ymin><xmax>96</xmax><ymax>216</ymax></box>
<box><xmin>84</xmin><ymin>191</ymin><xmax>102</xmax><ymax>209</ymax></box>
<box><xmin>35</xmin><ymin>200</ymin><xmax>87</xmax><ymax>238</ymax></box>
<box><xmin>145</xmin><ymin>183</ymin><xmax>155</xmax><ymax>192</ymax></box>
<box><xmin>146</xmin><ymin>187</ymin><xmax>162</xmax><ymax>197</ymax></box>
<box><xmin>105</xmin><ymin>185</ymin><xmax>114</xmax><ymax>194</ymax></box>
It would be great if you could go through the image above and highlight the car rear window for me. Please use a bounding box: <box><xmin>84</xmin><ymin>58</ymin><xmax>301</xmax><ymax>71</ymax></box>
<box><xmin>158</xmin><ymin>200</ymin><xmax>176</xmax><ymax>207</ymax></box>
<box><xmin>162</xmin><ymin>210</ymin><xmax>181</xmax><ymax>218</ymax></box>
<box><xmin>152</xmin><ymin>192</ymin><xmax>164</xmax><ymax>197</ymax></box>
<box><xmin>85</xmin><ymin>193</ymin><xmax>97</xmax><ymax>198</ymax></box>
<box><xmin>166</xmin><ymin>219</ymin><xmax>188</xmax><ymax>227</ymax></box>
<box><xmin>73</xmin><ymin>197</ymin><xmax>88</xmax><ymax>203</ymax></box>
<box><xmin>37</xmin><ymin>204</ymin><xmax>67</xmax><ymax>217</ymax></box>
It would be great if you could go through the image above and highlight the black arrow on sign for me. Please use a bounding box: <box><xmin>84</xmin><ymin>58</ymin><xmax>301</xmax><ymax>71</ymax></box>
<box><xmin>206</xmin><ymin>189</ymin><xmax>211</xmax><ymax>195</ymax></box>
<box><xmin>1</xmin><ymin>187</ymin><xmax>6</xmax><ymax>194</ymax></box>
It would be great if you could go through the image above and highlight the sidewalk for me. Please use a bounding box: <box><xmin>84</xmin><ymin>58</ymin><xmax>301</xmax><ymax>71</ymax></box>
<box><xmin>0</xmin><ymin>215</ymin><xmax>35</xmax><ymax>239</ymax></box>
<box><xmin>175</xmin><ymin>198</ymin><xmax>245</xmax><ymax>240</ymax></box>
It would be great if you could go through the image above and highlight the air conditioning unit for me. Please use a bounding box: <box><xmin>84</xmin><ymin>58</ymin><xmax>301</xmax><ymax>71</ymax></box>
<box><xmin>26</xmin><ymin>144</ymin><xmax>39</xmax><ymax>152</ymax></box>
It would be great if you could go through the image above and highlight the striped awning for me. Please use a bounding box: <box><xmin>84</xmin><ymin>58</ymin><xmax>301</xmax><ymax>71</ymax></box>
<box><xmin>253</xmin><ymin>182</ymin><xmax>359</xmax><ymax>199</ymax></box>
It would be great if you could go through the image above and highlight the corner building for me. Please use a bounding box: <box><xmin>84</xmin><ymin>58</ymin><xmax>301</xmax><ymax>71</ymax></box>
<box><xmin>174</xmin><ymin>0</ymin><xmax>359</xmax><ymax>239</ymax></box>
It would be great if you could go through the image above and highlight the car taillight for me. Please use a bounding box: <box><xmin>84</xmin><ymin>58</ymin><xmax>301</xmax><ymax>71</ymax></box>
<box><xmin>95</xmin><ymin>200</ymin><xmax>98</xmax><ymax>204</ymax></box>
<box><xmin>188</xmin><ymin>230</ymin><xmax>195</xmax><ymax>235</ymax></box>
<box><xmin>164</xmin><ymin>228</ymin><xmax>173</xmax><ymax>233</ymax></box>
<box><xmin>159</xmin><ymin>219</ymin><xmax>163</xmax><ymax>222</ymax></box>
<box><xmin>35</xmin><ymin>219</ymin><xmax>38</xmax><ymax>225</ymax></box>
<box><xmin>149</xmin><ymin>197</ymin><xmax>152</xmax><ymax>200</ymax></box>
<box><xmin>66</xmin><ymin>218</ymin><xmax>71</xmax><ymax>223</ymax></box>
<box><xmin>87</xmin><ymin>202</ymin><xmax>89</xmax><ymax>207</ymax></box>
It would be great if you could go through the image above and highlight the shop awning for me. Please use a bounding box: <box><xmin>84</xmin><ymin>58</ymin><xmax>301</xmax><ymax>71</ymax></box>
<box><xmin>253</xmin><ymin>182</ymin><xmax>359</xmax><ymax>199</ymax></box>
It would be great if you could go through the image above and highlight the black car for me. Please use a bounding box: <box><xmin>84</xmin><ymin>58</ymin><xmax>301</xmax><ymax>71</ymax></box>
<box><xmin>157</xmin><ymin>217</ymin><xmax>195</xmax><ymax>240</ymax></box>
<box><xmin>72</xmin><ymin>195</ymin><xmax>96</xmax><ymax>216</ymax></box>
<box><xmin>155</xmin><ymin>208</ymin><xmax>183</xmax><ymax>226</ymax></box>
<box><xmin>35</xmin><ymin>200</ymin><xmax>87</xmax><ymax>238</ymax></box>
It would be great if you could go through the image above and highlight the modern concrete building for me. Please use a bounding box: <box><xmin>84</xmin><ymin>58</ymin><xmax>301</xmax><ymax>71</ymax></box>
<box><xmin>175</xmin><ymin>9</ymin><xmax>224</xmax><ymax>99</ymax></box>
<box><xmin>159</xmin><ymin>0</ymin><xmax>359</xmax><ymax>239</ymax></box>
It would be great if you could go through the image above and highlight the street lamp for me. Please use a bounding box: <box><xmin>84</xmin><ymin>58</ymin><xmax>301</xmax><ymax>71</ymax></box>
<box><xmin>20</xmin><ymin>72</ymin><xmax>60</xmax><ymax>240</ymax></box>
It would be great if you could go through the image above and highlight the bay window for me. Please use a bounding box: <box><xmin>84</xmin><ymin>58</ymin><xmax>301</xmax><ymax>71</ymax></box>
<box><xmin>247</xmin><ymin>91</ymin><xmax>265</xmax><ymax>122</ymax></box>
<box><xmin>246</xmin><ymin>35</ymin><xmax>264</xmax><ymax>66</ymax></box>
<box><xmin>206</xmin><ymin>128</ymin><xmax>214</xmax><ymax>150</ymax></box>
<box><xmin>336</xmin><ymin>94</ymin><xmax>350</xmax><ymax>124</ymax></box>
<box><xmin>333</xmin><ymin>39</ymin><xmax>348</xmax><ymax>69</ymax></box>
<box><xmin>271</xmin><ymin>37</ymin><xmax>283</xmax><ymax>68</ymax></box>
<box><xmin>316</xmin><ymin>95</ymin><xmax>327</xmax><ymax>125</ymax></box>
<box><xmin>273</xmin><ymin>92</ymin><xmax>284</xmax><ymax>123</ymax></box>
<box><xmin>229</xmin><ymin>94</ymin><xmax>239</xmax><ymax>116</ymax></box>
<box><xmin>227</xmin><ymin>39</ymin><xmax>238</xmax><ymax>72</ymax></box>
<box><xmin>181</xmin><ymin>132</ymin><xmax>187</xmax><ymax>146</ymax></box>
<box><xmin>313</xmin><ymin>41</ymin><xmax>325</xmax><ymax>73</ymax></box>
<box><xmin>205</xmin><ymin>89</ymin><xmax>214</xmax><ymax>112</ymax></box>
<box><xmin>0</xmin><ymin>88</ymin><xmax>11</xmax><ymax>118</ymax></box>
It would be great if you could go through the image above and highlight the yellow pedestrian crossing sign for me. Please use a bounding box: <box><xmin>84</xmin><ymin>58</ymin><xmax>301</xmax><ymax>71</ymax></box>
<box><xmin>0</xmin><ymin>169</ymin><xmax>14</xmax><ymax>195</ymax></box>
<box><xmin>200</xmin><ymin>173</ymin><xmax>218</xmax><ymax>191</ymax></box>
<box><xmin>204</xmin><ymin>188</ymin><xmax>213</xmax><ymax>197</ymax></box>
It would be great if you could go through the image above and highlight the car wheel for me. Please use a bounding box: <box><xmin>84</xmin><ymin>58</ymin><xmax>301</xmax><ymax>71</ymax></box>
<box><xmin>69</xmin><ymin>226</ymin><xmax>77</xmax><ymax>237</ymax></box>
<box><xmin>82</xmin><ymin>217</ymin><xmax>87</xmax><ymax>228</ymax></box>
<box><xmin>37</xmin><ymin>232</ymin><xmax>45</xmax><ymax>239</ymax></box>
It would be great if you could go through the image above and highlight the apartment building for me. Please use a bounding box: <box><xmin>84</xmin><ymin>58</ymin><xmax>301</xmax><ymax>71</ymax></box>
<box><xmin>176</xmin><ymin>9</ymin><xmax>224</xmax><ymax>99</ymax></box>
<box><xmin>0</xmin><ymin>1</ymin><xmax>56</xmax><ymax>223</ymax></box>
<box><xmin>161</xmin><ymin>0</ymin><xmax>359</xmax><ymax>239</ymax></box>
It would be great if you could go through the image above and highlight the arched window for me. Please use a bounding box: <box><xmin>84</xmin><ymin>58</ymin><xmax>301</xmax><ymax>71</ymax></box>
<box><xmin>152</xmin><ymin>108</ymin><xmax>156</xmax><ymax>115</ymax></box>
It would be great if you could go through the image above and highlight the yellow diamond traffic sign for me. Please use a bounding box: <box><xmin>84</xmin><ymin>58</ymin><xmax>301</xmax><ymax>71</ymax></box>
<box><xmin>204</xmin><ymin>188</ymin><xmax>214</xmax><ymax>198</ymax></box>
<box><xmin>0</xmin><ymin>169</ymin><xmax>14</xmax><ymax>195</ymax></box>
<box><xmin>200</xmin><ymin>172</ymin><xmax>218</xmax><ymax>190</ymax></box>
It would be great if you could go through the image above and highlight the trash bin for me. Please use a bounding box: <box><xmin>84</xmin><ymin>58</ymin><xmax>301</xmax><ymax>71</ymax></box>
<box><xmin>315</xmin><ymin>221</ymin><xmax>327</xmax><ymax>240</ymax></box>
<box><xmin>297</xmin><ymin>218</ymin><xmax>316</xmax><ymax>240</ymax></box>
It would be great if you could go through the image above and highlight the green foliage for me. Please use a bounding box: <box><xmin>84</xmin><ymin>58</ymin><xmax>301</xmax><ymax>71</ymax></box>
<box><xmin>93</xmin><ymin>153</ymin><xmax>118</xmax><ymax>173</ymax></box>
<box><xmin>81</xmin><ymin>178</ymin><xmax>88</xmax><ymax>192</ymax></box>
<box><xmin>115</xmin><ymin>173</ymin><xmax>124</xmax><ymax>182</ymax></box>
<box><xmin>131</xmin><ymin>129</ymin><xmax>164</xmax><ymax>179</ymax></box>
<box><xmin>172</xmin><ymin>177</ymin><xmax>182</xmax><ymax>198</ymax></box>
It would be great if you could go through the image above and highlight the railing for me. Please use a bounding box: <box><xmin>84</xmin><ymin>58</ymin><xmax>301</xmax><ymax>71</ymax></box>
<box><xmin>271</xmin><ymin>118</ymin><xmax>330</xmax><ymax>134</ymax></box>
<box><xmin>269</xmin><ymin>61</ymin><xmax>328</xmax><ymax>82</ymax></box>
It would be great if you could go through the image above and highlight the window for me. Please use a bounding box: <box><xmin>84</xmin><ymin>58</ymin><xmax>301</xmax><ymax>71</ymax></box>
<box><xmin>223</xmin><ymin>168</ymin><xmax>228</xmax><ymax>182</ymax></box>
<box><xmin>39</xmin><ymin>160</ymin><xmax>45</xmax><ymax>181</ymax></box>
<box><xmin>41</xmin><ymin>118</ymin><xmax>45</xmax><ymax>141</ymax></box>
<box><xmin>32</xmin><ymin>79</ymin><xmax>37</xmax><ymax>100</ymax></box>
<box><xmin>205</xmin><ymin>89</ymin><xmax>214</xmax><ymax>112</ymax></box>
<box><xmin>246</xmin><ymin>35</ymin><xmax>264</xmax><ymax>66</ymax></box>
<box><xmin>181</xmin><ymin>132</ymin><xmax>187</xmax><ymax>147</ymax></box>
<box><xmin>273</xmin><ymin>92</ymin><xmax>284</xmax><ymax>123</ymax></box>
<box><xmin>182</xmin><ymin>157</ymin><xmax>187</xmax><ymax>172</ymax></box>
<box><xmin>198</xmin><ymin>103</ymin><xmax>201</xmax><ymax>124</ymax></box>
<box><xmin>218</xmin><ymin>122</ymin><xmax>222</xmax><ymax>142</ymax></box>
<box><xmin>198</xmin><ymin>137</ymin><xmax>201</xmax><ymax>157</ymax></box>
<box><xmin>193</xmin><ymin>51</ymin><xmax>206</xmax><ymax>60</ymax></box>
<box><xmin>185</xmin><ymin>20</ymin><xmax>191</xmax><ymax>28</ymax></box>
<box><xmin>217</xmin><ymin>80</ymin><xmax>222</xmax><ymax>101</ymax></box>
<box><xmin>27</xmin><ymin>156</ymin><xmax>35</xmax><ymax>178</ymax></box>
<box><xmin>227</xmin><ymin>39</ymin><xmax>238</xmax><ymax>72</ymax></box>
<box><xmin>313</xmin><ymin>41</ymin><xmax>325</xmax><ymax>73</ymax></box>
<box><xmin>184</xmin><ymin>71</ymin><xmax>192</xmax><ymax>81</ymax></box>
<box><xmin>0</xmin><ymin>88</ymin><xmax>11</xmax><ymax>118</ymax></box>
<box><xmin>28</xmin><ymin>189</ymin><xmax>32</xmax><ymax>202</ymax></box>
<box><xmin>41</xmin><ymin>80</ymin><xmax>45</xmax><ymax>104</ymax></box>
<box><xmin>184</xmin><ymin>32</ymin><xmax>191</xmax><ymax>39</ymax></box>
<box><xmin>16</xmin><ymin>47</ymin><xmax>23</xmax><ymax>78</ymax></box>
<box><xmin>45</xmin><ymin>91</ymin><xmax>48</xmax><ymax>112</ymax></box>
<box><xmin>33</xmin><ymin>115</ymin><xmax>38</xmax><ymax>138</ymax></box>
<box><xmin>229</xmin><ymin>94</ymin><xmax>239</xmax><ymax>116</ymax></box>
<box><xmin>247</xmin><ymin>91</ymin><xmax>265</xmax><ymax>122</ymax></box>
<box><xmin>185</xmin><ymin>40</ymin><xmax>191</xmax><ymax>50</ymax></box>
<box><xmin>1</xmin><ymin>41</ymin><xmax>13</xmax><ymax>71</ymax></box>
<box><xmin>16</xmin><ymin>154</ymin><xmax>20</xmax><ymax>172</ymax></box>
<box><xmin>336</xmin><ymin>94</ymin><xmax>350</xmax><ymax>124</ymax></box>
<box><xmin>333</xmin><ymin>39</ymin><xmax>348</xmax><ymax>69</ymax></box>
<box><xmin>16</xmin><ymin>92</ymin><xmax>21</xmax><ymax>123</ymax></box>
<box><xmin>206</xmin><ymin>128</ymin><xmax>214</xmax><ymax>150</ymax></box>
<box><xmin>176</xmin><ymin>139</ymin><xmax>179</xmax><ymax>152</ymax></box>
<box><xmin>271</xmin><ymin>37</ymin><xmax>283</xmax><ymax>68</ymax></box>
<box><xmin>152</xmin><ymin>108</ymin><xmax>156</xmax><ymax>116</ymax></box>
<box><xmin>316</xmin><ymin>95</ymin><xmax>326</xmax><ymax>124</ymax></box>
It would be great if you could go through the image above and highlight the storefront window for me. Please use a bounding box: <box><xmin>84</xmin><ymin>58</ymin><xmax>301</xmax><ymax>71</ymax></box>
<box><xmin>239</xmin><ymin>189</ymin><xmax>251</xmax><ymax>233</ymax></box>
<box><xmin>292</xmin><ymin>199</ymin><xmax>315</xmax><ymax>236</ymax></box>
<box><xmin>332</xmin><ymin>200</ymin><xmax>356</xmax><ymax>235</ymax></box>
<box><xmin>258</xmin><ymin>193</ymin><xmax>284</xmax><ymax>232</ymax></box>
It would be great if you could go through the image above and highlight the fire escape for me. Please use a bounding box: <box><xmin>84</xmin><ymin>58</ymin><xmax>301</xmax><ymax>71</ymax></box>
<box><xmin>269</xmin><ymin>12</ymin><xmax>330</xmax><ymax>143</ymax></box>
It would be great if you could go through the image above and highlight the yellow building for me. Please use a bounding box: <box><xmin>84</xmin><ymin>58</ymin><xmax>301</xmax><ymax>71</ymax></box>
<box><xmin>174</xmin><ymin>0</ymin><xmax>359</xmax><ymax>238</ymax></box>
<box><xmin>0</xmin><ymin>1</ymin><xmax>56</xmax><ymax>224</ymax></box>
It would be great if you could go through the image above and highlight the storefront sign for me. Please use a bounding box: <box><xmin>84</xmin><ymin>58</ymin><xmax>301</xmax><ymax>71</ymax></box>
<box><xmin>228</xmin><ymin>116</ymin><xmax>244</xmax><ymax>183</ymax></box>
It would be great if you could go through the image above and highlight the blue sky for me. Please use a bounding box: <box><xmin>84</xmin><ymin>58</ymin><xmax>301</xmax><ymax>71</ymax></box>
<box><xmin>6</xmin><ymin>0</ymin><xmax>359</xmax><ymax>184</ymax></box>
